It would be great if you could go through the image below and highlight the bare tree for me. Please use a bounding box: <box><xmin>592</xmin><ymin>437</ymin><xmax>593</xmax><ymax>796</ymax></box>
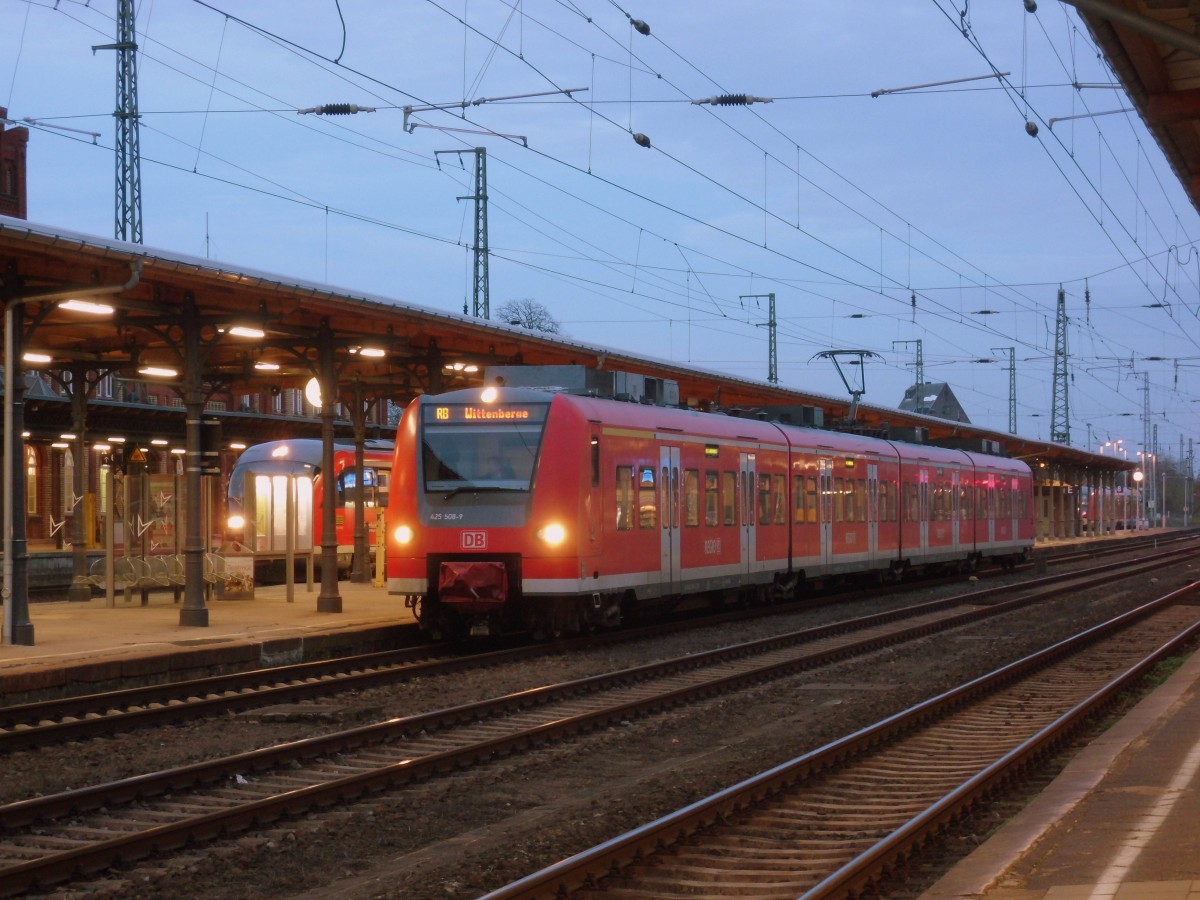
<box><xmin>497</xmin><ymin>298</ymin><xmax>562</xmax><ymax>334</ymax></box>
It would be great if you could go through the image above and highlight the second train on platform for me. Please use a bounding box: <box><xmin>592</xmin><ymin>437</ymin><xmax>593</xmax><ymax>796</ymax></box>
<box><xmin>385</xmin><ymin>383</ymin><xmax>1034</xmax><ymax>640</ymax></box>
<box><xmin>226</xmin><ymin>438</ymin><xmax>393</xmax><ymax>578</ymax></box>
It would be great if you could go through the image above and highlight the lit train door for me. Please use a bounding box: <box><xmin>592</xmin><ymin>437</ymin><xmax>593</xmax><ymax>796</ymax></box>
<box><xmin>660</xmin><ymin>446</ymin><xmax>682</xmax><ymax>593</ymax></box>
<box><xmin>951</xmin><ymin>469</ymin><xmax>961</xmax><ymax>553</ymax></box>
<box><xmin>985</xmin><ymin>473</ymin><xmax>996</xmax><ymax>544</ymax></box>
<box><xmin>739</xmin><ymin>453</ymin><xmax>756</xmax><ymax>573</ymax></box>
<box><xmin>818</xmin><ymin>458</ymin><xmax>833</xmax><ymax>566</ymax></box>
<box><xmin>867</xmin><ymin>463</ymin><xmax>879</xmax><ymax>565</ymax></box>
<box><xmin>919</xmin><ymin>468</ymin><xmax>930</xmax><ymax>554</ymax></box>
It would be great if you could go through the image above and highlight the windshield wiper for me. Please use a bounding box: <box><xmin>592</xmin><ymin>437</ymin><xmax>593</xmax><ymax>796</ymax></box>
<box><xmin>442</xmin><ymin>484</ymin><xmax>525</xmax><ymax>500</ymax></box>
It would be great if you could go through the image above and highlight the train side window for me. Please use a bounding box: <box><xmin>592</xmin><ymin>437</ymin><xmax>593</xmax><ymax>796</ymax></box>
<box><xmin>793</xmin><ymin>475</ymin><xmax>805</xmax><ymax>524</ymax></box>
<box><xmin>591</xmin><ymin>436</ymin><xmax>600</xmax><ymax>487</ymax></box>
<box><xmin>757</xmin><ymin>474</ymin><xmax>772</xmax><ymax>525</ymax></box>
<box><xmin>638</xmin><ymin>467</ymin><xmax>657</xmax><ymax>529</ymax></box>
<box><xmin>722</xmin><ymin>471</ymin><xmax>737</xmax><ymax>525</ymax></box>
<box><xmin>959</xmin><ymin>483</ymin><xmax>972</xmax><ymax>520</ymax></box>
<box><xmin>853</xmin><ymin>477</ymin><xmax>866</xmax><ymax>522</ymax></box>
<box><xmin>903</xmin><ymin>482</ymin><xmax>918</xmax><ymax>522</ymax></box>
<box><xmin>704</xmin><ymin>470</ymin><xmax>719</xmax><ymax>526</ymax></box>
<box><xmin>832</xmin><ymin>476</ymin><xmax>845</xmax><ymax>523</ymax></box>
<box><xmin>683</xmin><ymin>469</ymin><xmax>700</xmax><ymax>526</ymax></box>
<box><xmin>879</xmin><ymin>480</ymin><xmax>894</xmax><ymax>522</ymax></box>
<box><xmin>615</xmin><ymin>466</ymin><xmax>634</xmax><ymax>531</ymax></box>
<box><xmin>805</xmin><ymin>475</ymin><xmax>819</xmax><ymax>523</ymax></box>
<box><xmin>976</xmin><ymin>483</ymin><xmax>988</xmax><ymax>519</ymax></box>
<box><xmin>772</xmin><ymin>474</ymin><xmax>786</xmax><ymax>525</ymax></box>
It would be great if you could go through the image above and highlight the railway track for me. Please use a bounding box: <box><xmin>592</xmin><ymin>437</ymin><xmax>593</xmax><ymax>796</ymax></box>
<box><xmin>0</xmin><ymin>547</ymin><xmax>1195</xmax><ymax>896</ymax></box>
<box><xmin>481</xmin><ymin>583</ymin><xmax>1200</xmax><ymax>899</ymax></box>
<box><xmin>0</xmin><ymin>536</ymin><xmax>1195</xmax><ymax>756</ymax></box>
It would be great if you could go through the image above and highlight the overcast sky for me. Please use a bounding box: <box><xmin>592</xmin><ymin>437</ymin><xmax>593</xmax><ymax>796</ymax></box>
<box><xmin>2</xmin><ymin>0</ymin><xmax>1197</xmax><ymax>463</ymax></box>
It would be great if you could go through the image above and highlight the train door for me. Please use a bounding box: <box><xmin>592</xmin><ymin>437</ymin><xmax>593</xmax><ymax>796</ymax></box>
<box><xmin>919</xmin><ymin>468</ymin><xmax>930</xmax><ymax>555</ymax></box>
<box><xmin>818</xmin><ymin>458</ymin><xmax>833</xmax><ymax>567</ymax></box>
<box><xmin>660</xmin><ymin>446</ymin><xmax>682</xmax><ymax>593</ymax></box>
<box><xmin>867</xmin><ymin>463</ymin><xmax>879</xmax><ymax>565</ymax></box>
<box><xmin>950</xmin><ymin>469</ymin><xmax>961</xmax><ymax>553</ymax></box>
<box><xmin>985</xmin><ymin>473</ymin><xmax>996</xmax><ymax>544</ymax></box>
<box><xmin>739</xmin><ymin>453</ymin><xmax>757</xmax><ymax>573</ymax></box>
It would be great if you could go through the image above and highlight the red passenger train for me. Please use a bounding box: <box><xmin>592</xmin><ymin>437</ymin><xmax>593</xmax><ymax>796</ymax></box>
<box><xmin>386</xmin><ymin>386</ymin><xmax>1034</xmax><ymax>639</ymax></box>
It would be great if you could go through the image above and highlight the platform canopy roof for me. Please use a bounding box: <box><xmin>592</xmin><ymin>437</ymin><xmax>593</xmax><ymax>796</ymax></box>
<box><xmin>1069</xmin><ymin>0</ymin><xmax>1200</xmax><ymax>215</ymax></box>
<box><xmin>0</xmin><ymin>215</ymin><xmax>1131</xmax><ymax>473</ymax></box>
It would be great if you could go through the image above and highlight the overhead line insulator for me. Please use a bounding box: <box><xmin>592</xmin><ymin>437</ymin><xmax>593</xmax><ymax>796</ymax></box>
<box><xmin>691</xmin><ymin>94</ymin><xmax>773</xmax><ymax>106</ymax></box>
<box><xmin>297</xmin><ymin>104</ymin><xmax>377</xmax><ymax>115</ymax></box>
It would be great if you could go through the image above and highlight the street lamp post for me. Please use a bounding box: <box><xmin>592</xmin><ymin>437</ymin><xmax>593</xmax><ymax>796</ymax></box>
<box><xmin>1132</xmin><ymin>469</ymin><xmax>1145</xmax><ymax>530</ymax></box>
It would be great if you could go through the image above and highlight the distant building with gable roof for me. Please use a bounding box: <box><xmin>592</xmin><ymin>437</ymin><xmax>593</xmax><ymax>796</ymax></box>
<box><xmin>898</xmin><ymin>382</ymin><xmax>971</xmax><ymax>424</ymax></box>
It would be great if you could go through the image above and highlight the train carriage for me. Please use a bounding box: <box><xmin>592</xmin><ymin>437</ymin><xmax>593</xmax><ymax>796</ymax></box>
<box><xmin>387</xmin><ymin>385</ymin><xmax>1034</xmax><ymax>640</ymax></box>
<box><xmin>226</xmin><ymin>438</ymin><xmax>393</xmax><ymax>577</ymax></box>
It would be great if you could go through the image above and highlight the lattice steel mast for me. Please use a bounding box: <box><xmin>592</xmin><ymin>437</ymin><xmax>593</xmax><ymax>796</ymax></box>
<box><xmin>893</xmin><ymin>340</ymin><xmax>924</xmax><ymax>412</ymax></box>
<box><xmin>93</xmin><ymin>0</ymin><xmax>143</xmax><ymax>243</ymax></box>
<box><xmin>992</xmin><ymin>346</ymin><xmax>1017</xmax><ymax>434</ymax></box>
<box><xmin>744</xmin><ymin>293</ymin><xmax>777</xmax><ymax>384</ymax></box>
<box><xmin>436</xmin><ymin>148</ymin><xmax>489</xmax><ymax>318</ymax></box>
<box><xmin>1050</xmin><ymin>287</ymin><xmax>1070</xmax><ymax>444</ymax></box>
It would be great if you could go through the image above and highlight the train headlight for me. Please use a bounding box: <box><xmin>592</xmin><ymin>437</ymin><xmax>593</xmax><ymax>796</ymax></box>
<box><xmin>393</xmin><ymin>524</ymin><xmax>415</xmax><ymax>545</ymax></box>
<box><xmin>538</xmin><ymin>523</ymin><xmax>566</xmax><ymax>546</ymax></box>
<box><xmin>226</xmin><ymin>514</ymin><xmax>245</xmax><ymax>532</ymax></box>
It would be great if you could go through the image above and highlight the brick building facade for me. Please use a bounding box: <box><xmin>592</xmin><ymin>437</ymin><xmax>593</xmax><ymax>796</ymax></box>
<box><xmin>0</xmin><ymin>108</ymin><xmax>29</xmax><ymax>220</ymax></box>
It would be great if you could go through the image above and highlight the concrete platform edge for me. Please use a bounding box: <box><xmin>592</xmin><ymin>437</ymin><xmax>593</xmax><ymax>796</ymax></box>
<box><xmin>0</xmin><ymin>623</ymin><xmax>412</xmax><ymax>704</ymax></box>
<box><xmin>920</xmin><ymin>645</ymin><xmax>1200</xmax><ymax>898</ymax></box>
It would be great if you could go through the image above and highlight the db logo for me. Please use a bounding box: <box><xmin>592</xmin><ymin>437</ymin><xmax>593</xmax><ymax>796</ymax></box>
<box><xmin>461</xmin><ymin>530</ymin><xmax>488</xmax><ymax>549</ymax></box>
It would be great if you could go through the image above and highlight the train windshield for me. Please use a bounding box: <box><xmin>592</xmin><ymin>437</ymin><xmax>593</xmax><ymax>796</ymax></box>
<box><xmin>421</xmin><ymin>401</ymin><xmax>549</xmax><ymax>492</ymax></box>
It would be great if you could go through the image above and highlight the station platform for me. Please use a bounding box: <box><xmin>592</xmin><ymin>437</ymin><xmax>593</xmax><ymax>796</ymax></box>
<box><xmin>922</xmin><ymin>640</ymin><xmax>1200</xmax><ymax>899</ymax></box>
<box><xmin>0</xmin><ymin>579</ymin><xmax>416</xmax><ymax>703</ymax></box>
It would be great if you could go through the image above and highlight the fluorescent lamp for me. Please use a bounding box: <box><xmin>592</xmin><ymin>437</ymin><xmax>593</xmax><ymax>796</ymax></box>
<box><xmin>60</xmin><ymin>299</ymin><xmax>114</xmax><ymax>315</ymax></box>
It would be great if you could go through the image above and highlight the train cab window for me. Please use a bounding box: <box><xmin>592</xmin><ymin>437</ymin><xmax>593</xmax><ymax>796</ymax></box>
<box><xmin>615</xmin><ymin>466</ymin><xmax>634</xmax><ymax>531</ymax></box>
<box><xmin>722</xmin><ymin>471</ymin><xmax>737</xmax><ymax>525</ymax></box>
<box><xmin>638</xmin><ymin>467</ymin><xmax>657</xmax><ymax>529</ymax></box>
<box><xmin>773</xmin><ymin>474</ymin><xmax>786</xmax><ymax>525</ymax></box>
<box><xmin>339</xmin><ymin>468</ymin><xmax>380</xmax><ymax>507</ymax></box>
<box><xmin>684</xmin><ymin>469</ymin><xmax>700</xmax><ymax>527</ymax></box>
<box><xmin>705</xmin><ymin>470</ymin><xmax>720</xmax><ymax>526</ymax></box>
